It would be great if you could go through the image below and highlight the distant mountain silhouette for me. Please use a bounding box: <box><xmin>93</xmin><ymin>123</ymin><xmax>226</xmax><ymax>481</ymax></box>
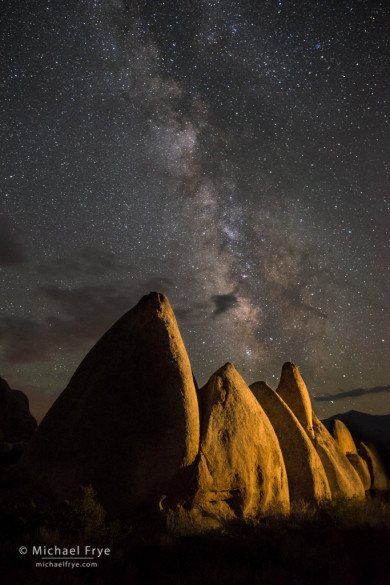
<box><xmin>322</xmin><ymin>411</ymin><xmax>390</xmax><ymax>474</ymax></box>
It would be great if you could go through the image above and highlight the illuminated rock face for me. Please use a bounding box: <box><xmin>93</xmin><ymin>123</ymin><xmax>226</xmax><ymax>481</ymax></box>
<box><xmin>276</xmin><ymin>362</ymin><xmax>315</xmax><ymax>440</ymax></box>
<box><xmin>275</xmin><ymin>363</ymin><xmax>365</xmax><ymax>499</ymax></box>
<box><xmin>20</xmin><ymin>292</ymin><xmax>200</xmax><ymax>517</ymax></box>
<box><xmin>330</xmin><ymin>419</ymin><xmax>358</xmax><ymax>454</ymax></box>
<box><xmin>311</xmin><ymin>414</ymin><xmax>365</xmax><ymax>498</ymax></box>
<box><xmin>250</xmin><ymin>381</ymin><xmax>331</xmax><ymax>505</ymax></box>
<box><xmin>191</xmin><ymin>364</ymin><xmax>290</xmax><ymax>525</ymax></box>
<box><xmin>329</xmin><ymin>419</ymin><xmax>371</xmax><ymax>490</ymax></box>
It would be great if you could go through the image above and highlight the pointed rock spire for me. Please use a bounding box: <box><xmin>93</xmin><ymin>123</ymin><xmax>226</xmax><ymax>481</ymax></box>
<box><xmin>329</xmin><ymin>419</ymin><xmax>371</xmax><ymax>490</ymax></box>
<box><xmin>329</xmin><ymin>419</ymin><xmax>358</xmax><ymax>454</ymax></box>
<box><xmin>191</xmin><ymin>364</ymin><xmax>289</xmax><ymax>525</ymax></box>
<box><xmin>19</xmin><ymin>292</ymin><xmax>200</xmax><ymax>517</ymax></box>
<box><xmin>250</xmin><ymin>381</ymin><xmax>331</xmax><ymax>504</ymax></box>
<box><xmin>345</xmin><ymin>453</ymin><xmax>371</xmax><ymax>491</ymax></box>
<box><xmin>312</xmin><ymin>414</ymin><xmax>365</xmax><ymax>498</ymax></box>
<box><xmin>276</xmin><ymin>362</ymin><xmax>314</xmax><ymax>440</ymax></box>
<box><xmin>276</xmin><ymin>363</ymin><xmax>364</xmax><ymax>498</ymax></box>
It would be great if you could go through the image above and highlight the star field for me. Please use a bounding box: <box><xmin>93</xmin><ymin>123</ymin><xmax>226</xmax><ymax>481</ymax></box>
<box><xmin>1</xmin><ymin>0</ymin><xmax>389</xmax><ymax>420</ymax></box>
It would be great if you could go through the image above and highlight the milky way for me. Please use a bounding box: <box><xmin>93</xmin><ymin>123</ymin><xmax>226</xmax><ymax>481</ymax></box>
<box><xmin>1</xmin><ymin>0</ymin><xmax>389</xmax><ymax>420</ymax></box>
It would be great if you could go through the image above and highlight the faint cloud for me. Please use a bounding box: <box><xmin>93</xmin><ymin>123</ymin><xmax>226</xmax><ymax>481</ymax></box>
<box><xmin>38</xmin><ymin>247</ymin><xmax>134</xmax><ymax>279</ymax></box>
<box><xmin>0</xmin><ymin>316</ymin><xmax>49</xmax><ymax>363</ymax></box>
<box><xmin>314</xmin><ymin>385</ymin><xmax>390</xmax><ymax>402</ymax></box>
<box><xmin>211</xmin><ymin>292</ymin><xmax>238</xmax><ymax>316</ymax></box>
<box><xmin>174</xmin><ymin>307</ymin><xmax>194</xmax><ymax>321</ymax></box>
<box><xmin>0</xmin><ymin>216</ymin><xmax>26</xmax><ymax>266</ymax></box>
<box><xmin>0</xmin><ymin>282</ymin><xmax>139</xmax><ymax>364</ymax></box>
<box><xmin>174</xmin><ymin>301</ymin><xmax>210</xmax><ymax>324</ymax></box>
<box><xmin>143</xmin><ymin>276</ymin><xmax>175</xmax><ymax>292</ymax></box>
<box><xmin>0</xmin><ymin>276</ymin><xmax>182</xmax><ymax>365</ymax></box>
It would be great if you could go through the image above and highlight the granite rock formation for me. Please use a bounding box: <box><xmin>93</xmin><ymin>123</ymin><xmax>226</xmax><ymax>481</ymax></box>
<box><xmin>329</xmin><ymin>418</ymin><xmax>359</xmax><ymax>455</ymax></box>
<box><xmin>275</xmin><ymin>363</ymin><xmax>365</xmax><ymax>499</ymax></box>
<box><xmin>276</xmin><ymin>362</ymin><xmax>315</xmax><ymax>440</ymax></box>
<box><xmin>19</xmin><ymin>292</ymin><xmax>200</xmax><ymax>517</ymax></box>
<box><xmin>345</xmin><ymin>453</ymin><xmax>371</xmax><ymax>491</ymax></box>
<box><xmin>250</xmin><ymin>381</ymin><xmax>331</xmax><ymax>504</ymax></box>
<box><xmin>0</xmin><ymin>377</ymin><xmax>37</xmax><ymax>441</ymax></box>
<box><xmin>169</xmin><ymin>364</ymin><xmax>290</xmax><ymax>531</ymax></box>
<box><xmin>0</xmin><ymin>377</ymin><xmax>37</xmax><ymax>467</ymax></box>
<box><xmin>9</xmin><ymin>293</ymin><xmax>387</xmax><ymax>532</ymax></box>
<box><xmin>323</xmin><ymin>411</ymin><xmax>390</xmax><ymax>477</ymax></box>
<box><xmin>311</xmin><ymin>414</ymin><xmax>365</xmax><ymax>498</ymax></box>
<box><xmin>359</xmin><ymin>442</ymin><xmax>390</xmax><ymax>492</ymax></box>
<box><xmin>329</xmin><ymin>419</ymin><xmax>371</xmax><ymax>490</ymax></box>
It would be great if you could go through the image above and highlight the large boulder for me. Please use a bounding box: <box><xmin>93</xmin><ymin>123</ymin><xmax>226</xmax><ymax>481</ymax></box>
<box><xmin>312</xmin><ymin>414</ymin><xmax>365</xmax><ymax>498</ymax></box>
<box><xmin>359</xmin><ymin>442</ymin><xmax>390</xmax><ymax>492</ymax></box>
<box><xmin>250</xmin><ymin>381</ymin><xmax>331</xmax><ymax>505</ymax></box>
<box><xmin>276</xmin><ymin>362</ymin><xmax>314</xmax><ymax>440</ymax></box>
<box><xmin>0</xmin><ymin>377</ymin><xmax>37</xmax><ymax>442</ymax></box>
<box><xmin>329</xmin><ymin>419</ymin><xmax>358</xmax><ymax>454</ymax></box>
<box><xmin>18</xmin><ymin>292</ymin><xmax>200</xmax><ymax>518</ymax></box>
<box><xmin>187</xmin><ymin>364</ymin><xmax>290</xmax><ymax>526</ymax></box>
<box><xmin>329</xmin><ymin>419</ymin><xmax>371</xmax><ymax>490</ymax></box>
<box><xmin>275</xmin><ymin>363</ymin><xmax>365</xmax><ymax>499</ymax></box>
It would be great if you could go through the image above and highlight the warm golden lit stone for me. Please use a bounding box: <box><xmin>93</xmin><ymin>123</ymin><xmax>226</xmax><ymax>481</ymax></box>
<box><xmin>191</xmin><ymin>363</ymin><xmax>290</xmax><ymax>524</ymax></box>
<box><xmin>250</xmin><ymin>381</ymin><xmax>331</xmax><ymax>504</ymax></box>
<box><xmin>277</xmin><ymin>362</ymin><xmax>315</xmax><ymax>440</ymax></box>
<box><xmin>329</xmin><ymin>419</ymin><xmax>371</xmax><ymax>490</ymax></box>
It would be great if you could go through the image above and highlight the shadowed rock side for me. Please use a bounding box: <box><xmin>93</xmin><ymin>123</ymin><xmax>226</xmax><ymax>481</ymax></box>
<box><xmin>18</xmin><ymin>292</ymin><xmax>200</xmax><ymax>518</ymax></box>
<box><xmin>250</xmin><ymin>381</ymin><xmax>331</xmax><ymax>505</ymax></box>
<box><xmin>0</xmin><ymin>377</ymin><xmax>37</xmax><ymax>441</ymax></box>
<box><xmin>189</xmin><ymin>364</ymin><xmax>290</xmax><ymax>526</ymax></box>
<box><xmin>276</xmin><ymin>362</ymin><xmax>314</xmax><ymax>440</ymax></box>
<box><xmin>345</xmin><ymin>453</ymin><xmax>371</xmax><ymax>491</ymax></box>
<box><xmin>0</xmin><ymin>377</ymin><xmax>37</xmax><ymax>468</ymax></box>
<box><xmin>359</xmin><ymin>442</ymin><xmax>390</xmax><ymax>492</ymax></box>
<box><xmin>312</xmin><ymin>414</ymin><xmax>365</xmax><ymax>498</ymax></box>
<box><xmin>329</xmin><ymin>419</ymin><xmax>371</xmax><ymax>490</ymax></box>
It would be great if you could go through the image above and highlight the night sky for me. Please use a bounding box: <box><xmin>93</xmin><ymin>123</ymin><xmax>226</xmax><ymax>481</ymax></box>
<box><xmin>1</xmin><ymin>0</ymin><xmax>389</xmax><ymax>422</ymax></box>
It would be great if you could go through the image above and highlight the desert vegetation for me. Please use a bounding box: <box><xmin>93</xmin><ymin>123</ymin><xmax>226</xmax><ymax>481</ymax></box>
<box><xmin>0</xmin><ymin>489</ymin><xmax>389</xmax><ymax>584</ymax></box>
